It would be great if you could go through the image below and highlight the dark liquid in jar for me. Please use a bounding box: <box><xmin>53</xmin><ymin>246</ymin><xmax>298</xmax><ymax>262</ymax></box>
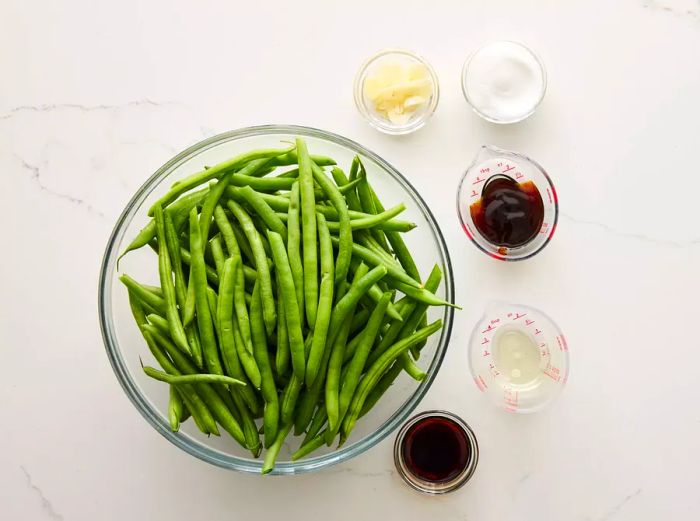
<box><xmin>470</xmin><ymin>176</ymin><xmax>544</xmax><ymax>248</ymax></box>
<box><xmin>401</xmin><ymin>416</ymin><xmax>471</xmax><ymax>483</ymax></box>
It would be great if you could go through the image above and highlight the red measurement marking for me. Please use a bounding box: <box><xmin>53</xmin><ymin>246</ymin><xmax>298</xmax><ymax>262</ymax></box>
<box><xmin>480</xmin><ymin>167</ymin><xmax>490</xmax><ymax>174</ymax></box>
<box><xmin>482</xmin><ymin>324</ymin><xmax>496</xmax><ymax>333</ymax></box>
<box><xmin>507</xmin><ymin>313</ymin><xmax>513</xmax><ymax>318</ymax></box>
<box><xmin>557</xmin><ymin>335</ymin><xmax>569</xmax><ymax>351</ymax></box>
<box><xmin>539</xmin><ymin>222</ymin><xmax>549</xmax><ymax>234</ymax></box>
<box><xmin>546</xmin><ymin>187</ymin><xmax>553</xmax><ymax>204</ymax></box>
<box><xmin>504</xmin><ymin>406</ymin><xmax>517</xmax><ymax>413</ymax></box>
<box><xmin>478</xmin><ymin>375</ymin><xmax>488</xmax><ymax>390</ymax></box>
<box><xmin>460</xmin><ymin>221</ymin><xmax>474</xmax><ymax>240</ymax></box>
<box><xmin>470</xmin><ymin>189</ymin><xmax>478</xmax><ymax>198</ymax></box>
<box><xmin>535</xmin><ymin>329</ymin><xmax>542</xmax><ymax>335</ymax></box>
<box><xmin>472</xmin><ymin>176</ymin><xmax>486</xmax><ymax>185</ymax></box>
<box><xmin>513</xmin><ymin>313</ymin><xmax>527</xmax><ymax>320</ymax></box>
<box><xmin>496</xmin><ymin>162</ymin><xmax>503</xmax><ymax>167</ymax></box>
<box><xmin>525</xmin><ymin>319</ymin><xmax>534</xmax><ymax>326</ymax></box>
<box><xmin>504</xmin><ymin>389</ymin><xmax>519</xmax><ymax>406</ymax></box>
<box><xmin>539</xmin><ymin>342</ymin><xmax>546</xmax><ymax>348</ymax></box>
<box><xmin>490</xmin><ymin>318</ymin><xmax>500</xmax><ymax>325</ymax></box>
<box><xmin>481</xmin><ymin>337</ymin><xmax>490</xmax><ymax>345</ymax></box>
<box><xmin>543</xmin><ymin>366</ymin><xmax>561</xmax><ymax>382</ymax></box>
<box><xmin>474</xmin><ymin>376</ymin><xmax>487</xmax><ymax>391</ymax></box>
<box><xmin>515</xmin><ymin>171</ymin><xmax>524</xmax><ymax>179</ymax></box>
<box><xmin>502</xmin><ymin>164</ymin><xmax>516</xmax><ymax>173</ymax></box>
<box><xmin>483</xmin><ymin>350</ymin><xmax>490</xmax><ymax>357</ymax></box>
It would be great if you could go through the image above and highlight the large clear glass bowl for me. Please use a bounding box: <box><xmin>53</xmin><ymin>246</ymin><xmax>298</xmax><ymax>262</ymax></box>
<box><xmin>98</xmin><ymin>125</ymin><xmax>455</xmax><ymax>475</ymax></box>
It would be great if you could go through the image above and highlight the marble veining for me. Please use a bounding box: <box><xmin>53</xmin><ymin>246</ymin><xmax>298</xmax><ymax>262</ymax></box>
<box><xmin>20</xmin><ymin>467</ymin><xmax>64</xmax><ymax>521</ymax></box>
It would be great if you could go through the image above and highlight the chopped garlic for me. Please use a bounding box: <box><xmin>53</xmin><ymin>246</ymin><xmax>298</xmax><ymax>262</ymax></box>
<box><xmin>363</xmin><ymin>61</ymin><xmax>433</xmax><ymax>125</ymax></box>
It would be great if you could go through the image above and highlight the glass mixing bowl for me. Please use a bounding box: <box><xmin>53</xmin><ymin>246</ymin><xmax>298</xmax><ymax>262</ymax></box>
<box><xmin>99</xmin><ymin>125</ymin><xmax>455</xmax><ymax>474</ymax></box>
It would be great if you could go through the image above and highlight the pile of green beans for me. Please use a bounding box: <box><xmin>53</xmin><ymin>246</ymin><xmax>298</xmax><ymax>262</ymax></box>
<box><xmin>120</xmin><ymin>138</ymin><xmax>456</xmax><ymax>473</ymax></box>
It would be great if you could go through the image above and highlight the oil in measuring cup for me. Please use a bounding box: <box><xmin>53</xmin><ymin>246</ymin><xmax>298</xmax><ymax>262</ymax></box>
<box><xmin>469</xmin><ymin>302</ymin><xmax>569</xmax><ymax>413</ymax></box>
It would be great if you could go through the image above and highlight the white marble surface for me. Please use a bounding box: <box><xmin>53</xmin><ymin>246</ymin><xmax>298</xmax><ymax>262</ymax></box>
<box><xmin>2</xmin><ymin>0</ymin><xmax>700</xmax><ymax>519</ymax></box>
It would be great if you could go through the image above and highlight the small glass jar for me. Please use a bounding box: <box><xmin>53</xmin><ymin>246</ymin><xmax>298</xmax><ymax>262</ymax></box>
<box><xmin>354</xmin><ymin>49</ymin><xmax>440</xmax><ymax>135</ymax></box>
<box><xmin>394</xmin><ymin>410</ymin><xmax>479</xmax><ymax>494</ymax></box>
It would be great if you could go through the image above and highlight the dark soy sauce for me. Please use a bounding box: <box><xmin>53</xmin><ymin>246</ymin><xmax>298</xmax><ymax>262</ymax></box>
<box><xmin>470</xmin><ymin>175</ymin><xmax>544</xmax><ymax>247</ymax></box>
<box><xmin>401</xmin><ymin>415</ymin><xmax>471</xmax><ymax>483</ymax></box>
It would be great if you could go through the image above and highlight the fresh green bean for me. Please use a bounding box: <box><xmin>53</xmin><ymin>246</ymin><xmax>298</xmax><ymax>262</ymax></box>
<box><xmin>261</xmin><ymin>422</ymin><xmax>292</xmax><ymax>474</ymax></box>
<box><xmin>311</xmin><ymin>162</ymin><xmax>351</xmax><ymax>284</ymax></box>
<box><xmin>276</xmin><ymin>212</ymin><xmax>415</xmax><ymax>233</ymax></box>
<box><xmin>281</xmin><ymin>374</ymin><xmax>303</xmax><ymax>424</ymax></box>
<box><xmin>286</xmin><ymin>182</ymin><xmax>304</xmax><ymax>316</ymax></box>
<box><xmin>210</xmin><ymin>235</ymin><xmax>226</xmax><ymax>278</ymax></box>
<box><xmin>275</xmin><ymin>272</ymin><xmax>290</xmax><ymax>376</ymax></box>
<box><xmin>169</xmin><ymin>386</ymin><xmax>185</xmax><ymax>432</ymax></box>
<box><xmin>138</xmin><ymin>323</ymin><xmax>219</xmax><ymax>435</ymax></box>
<box><xmin>368</xmin><ymin>182</ymin><xmax>421</xmax><ymax>282</ymax></box>
<box><xmin>324</xmin><ymin>265</ymin><xmax>388</xmax><ymax>351</ymax></box>
<box><xmin>297</xmin><ymin>138</ymin><xmax>318</xmax><ymax>327</ymax></box>
<box><xmin>325</xmin><ymin>263</ymin><xmax>368</xmax><ymax>434</ymax></box>
<box><xmin>356</xmin><ymin>161</ymin><xmax>392</xmax><ymax>254</ymax></box>
<box><xmin>331</xmin><ymin>166</ymin><xmax>362</xmax><ymax>213</ymax></box>
<box><xmin>142</xmin><ymin>366</ymin><xmax>246</xmax><ymax>386</ymax></box>
<box><xmin>213</xmin><ymin>205</ymin><xmax>240</xmax><ymax>256</ymax></box>
<box><xmin>199</xmin><ymin>174</ymin><xmax>232</xmax><ymax>242</ymax></box>
<box><xmin>149</xmin><ymin>147</ymin><xmax>292</xmax><ymax>214</ymax></box>
<box><xmin>302</xmin><ymin>405</ymin><xmax>328</xmax><ymax>446</ymax></box>
<box><xmin>388</xmin><ymin>278</ymin><xmax>458</xmax><ymax>308</ymax></box>
<box><xmin>359</xmin><ymin>361</ymin><xmax>403</xmax><ymax>418</ymax></box>
<box><xmin>119</xmin><ymin>274</ymin><xmax>166</xmax><ymax>315</ymax></box>
<box><xmin>145</xmin><ymin>313</ymin><xmax>171</xmax><ymax>337</ymax></box>
<box><xmin>228</xmin><ymin>200</ymin><xmax>277</xmax><ymax>336</ymax></box>
<box><xmin>333</xmin><ymin>292</ymin><xmax>391</xmax><ymax>443</ymax></box>
<box><xmin>266</xmin><ymin>231</ymin><xmax>305</xmax><ymax>382</ymax></box>
<box><xmin>120</xmin><ymin>187</ymin><xmax>209</xmax><ymax>261</ymax></box>
<box><xmin>291</xmin><ymin>431</ymin><xmax>325</xmax><ymax>461</ymax></box>
<box><xmin>183</xmin><ymin>277</ymin><xmax>196</xmax><ymax>328</ymax></box>
<box><xmin>305</xmin><ymin>213</ymin><xmax>335</xmax><ymax>387</ymax></box>
<box><xmin>179</xmin><ymin>245</ymin><xmax>219</xmax><ymax>286</ymax></box>
<box><xmin>269</xmin><ymin>149</ymin><xmax>337</xmax><ymax>168</ymax></box>
<box><xmin>232</xmin><ymin>314</ymin><xmax>262</xmax><ymax>389</ymax></box>
<box><xmin>238</xmin><ymin>185</ymin><xmax>288</xmax><ymax>242</ymax></box>
<box><xmin>189</xmin><ymin>208</ymin><xmax>224</xmax><ymax>375</ymax></box>
<box><xmin>143</xmin><ymin>324</ymin><xmax>247</xmax><ymax>444</ymax></box>
<box><xmin>365</xmin><ymin>300</ymin><xmax>416</xmax><ymax>368</ymax></box>
<box><xmin>349</xmin><ymin>308</ymin><xmax>370</xmax><ymax>335</ymax></box>
<box><xmin>340</xmin><ymin>320</ymin><xmax>443</xmax><ymax>443</ymax></box>
<box><xmin>332</xmin><ymin>238</ymin><xmax>419</xmax><ymax>289</ymax></box>
<box><xmin>250</xmin><ymin>282</ymin><xmax>279</xmax><ymax>447</ymax></box>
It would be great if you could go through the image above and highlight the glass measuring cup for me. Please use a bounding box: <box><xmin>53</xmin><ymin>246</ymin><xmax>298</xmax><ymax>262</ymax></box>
<box><xmin>468</xmin><ymin>302</ymin><xmax>569</xmax><ymax>413</ymax></box>
<box><xmin>457</xmin><ymin>145</ymin><xmax>558</xmax><ymax>261</ymax></box>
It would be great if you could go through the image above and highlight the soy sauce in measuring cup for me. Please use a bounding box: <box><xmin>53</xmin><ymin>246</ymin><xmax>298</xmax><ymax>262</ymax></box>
<box><xmin>469</xmin><ymin>174</ymin><xmax>544</xmax><ymax>248</ymax></box>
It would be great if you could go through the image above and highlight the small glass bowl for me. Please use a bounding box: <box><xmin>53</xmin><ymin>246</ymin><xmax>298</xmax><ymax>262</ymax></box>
<box><xmin>354</xmin><ymin>49</ymin><xmax>440</xmax><ymax>135</ymax></box>
<box><xmin>394</xmin><ymin>410</ymin><xmax>479</xmax><ymax>494</ymax></box>
<box><xmin>457</xmin><ymin>145</ymin><xmax>559</xmax><ymax>261</ymax></box>
<box><xmin>461</xmin><ymin>40</ymin><xmax>547</xmax><ymax>124</ymax></box>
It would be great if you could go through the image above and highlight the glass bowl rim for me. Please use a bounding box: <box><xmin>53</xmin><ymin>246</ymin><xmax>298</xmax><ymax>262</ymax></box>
<box><xmin>353</xmin><ymin>48</ymin><xmax>440</xmax><ymax>135</ymax></box>
<box><xmin>98</xmin><ymin>124</ymin><xmax>455</xmax><ymax>475</ymax></box>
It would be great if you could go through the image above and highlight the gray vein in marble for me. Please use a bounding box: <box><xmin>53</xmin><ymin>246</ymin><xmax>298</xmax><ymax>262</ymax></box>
<box><xmin>594</xmin><ymin>488</ymin><xmax>642</xmax><ymax>521</ymax></box>
<box><xmin>640</xmin><ymin>0</ymin><xmax>699</xmax><ymax>19</ymax></box>
<box><xmin>561</xmin><ymin>212</ymin><xmax>700</xmax><ymax>248</ymax></box>
<box><xmin>0</xmin><ymin>99</ymin><xmax>183</xmax><ymax>120</ymax></box>
<box><xmin>20</xmin><ymin>466</ymin><xmax>64</xmax><ymax>521</ymax></box>
<box><xmin>14</xmin><ymin>154</ymin><xmax>106</xmax><ymax>219</ymax></box>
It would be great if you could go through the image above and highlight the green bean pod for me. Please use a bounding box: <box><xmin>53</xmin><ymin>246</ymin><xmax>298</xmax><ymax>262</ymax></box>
<box><xmin>168</xmin><ymin>386</ymin><xmax>185</xmax><ymax>432</ymax></box>
<box><xmin>297</xmin><ymin>138</ymin><xmax>318</xmax><ymax>327</ymax></box>
<box><xmin>189</xmin><ymin>208</ymin><xmax>224</xmax><ymax>375</ymax></box>
<box><xmin>261</xmin><ymin>423</ymin><xmax>292</xmax><ymax>474</ymax></box>
<box><xmin>266</xmin><ymin>230</ymin><xmax>305</xmax><ymax>382</ymax></box>
<box><xmin>228</xmin><ymin>200</ymin><xmax>277</xmax><ymax>336</ymax></box>
<box><xmin>142</xmin><ymin>366</ymin><xmax>246</xmax><ymax>387</ymax></box>
<box><xmin>149</xmin><ymin>147</ymin><xmax>292</xmax><ymax>214</ymax></box>
<box><xmin>249</xmin><ymin>283</ymin><xmax>279</xmax><ymax>447</ymax></box>
<box><xmin>286</xmin><ymin>182</ymin><xmax>304</xmax><ymax>317</ymax></box>
<box><xmin>238</xmin><ymin>185</ymin><xmax>288</xmax><ymax>242</ymax></box>
<box><xmin>340</xmin><ymin>320</ymin><xmax>443</xmax><ymax>443</ymax></box>
<box><xmin>305</xmin><ymin>213</ymin><xmax>335</xmax><ymax>387</ymax></box>
<box><xmin>311</xmin><ymin>162</ymin><xmax>352</xmax><ymax>284</ymax></box>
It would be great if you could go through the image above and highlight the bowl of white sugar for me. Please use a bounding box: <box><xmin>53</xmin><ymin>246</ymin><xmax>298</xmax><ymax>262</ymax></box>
<box><xmin>461</xmin><ymin>41</ymin><xmax>547</xmax><ymax>124</ymax></box>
